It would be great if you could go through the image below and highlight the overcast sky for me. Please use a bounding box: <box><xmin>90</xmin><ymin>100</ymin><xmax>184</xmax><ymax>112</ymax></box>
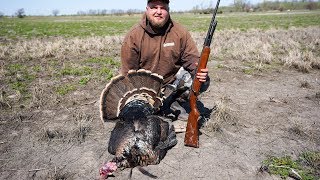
<box><xmin>0</xmin><ymin>0</ymin><xmax>262</xmax><ymax>16</ymax></box>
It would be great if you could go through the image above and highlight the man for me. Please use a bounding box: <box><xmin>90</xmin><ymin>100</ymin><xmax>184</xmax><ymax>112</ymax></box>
<box><xmin>120</xmin><ymin>0</ymin><xmax>209</xmax><ymax>120</ymax></box>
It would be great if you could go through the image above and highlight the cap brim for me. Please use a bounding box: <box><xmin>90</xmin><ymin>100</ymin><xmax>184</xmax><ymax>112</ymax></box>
<box><xmin>148</xmin><ymin>0</ymin><xmax>169</xmax><ymax>4</ymax></box>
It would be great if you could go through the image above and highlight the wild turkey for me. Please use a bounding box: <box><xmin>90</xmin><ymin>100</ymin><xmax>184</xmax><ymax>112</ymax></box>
<box><xmin>99</xmin><ymin>69</ymin><xmax>177</xmax><ymax>179</ymax></box>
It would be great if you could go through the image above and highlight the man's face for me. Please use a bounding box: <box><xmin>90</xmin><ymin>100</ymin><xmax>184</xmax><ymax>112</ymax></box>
<box><xmin>146</xmin><ymin>1</ymin><xmax>169</xmax><ymax>29</ymax></box>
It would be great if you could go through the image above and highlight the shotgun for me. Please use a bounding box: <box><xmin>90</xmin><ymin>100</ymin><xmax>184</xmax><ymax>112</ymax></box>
<box><xmin>184</xmin><ymin>0</ymin><xmax>220</xmax><ymax>148</ymax></box>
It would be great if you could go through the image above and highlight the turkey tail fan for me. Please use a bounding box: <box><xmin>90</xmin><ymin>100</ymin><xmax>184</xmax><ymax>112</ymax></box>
<box><xmin>127</xmin><ymin>69</ymin><xmax>163</xmax><ymax>92</ymax></box>
<box><xmin>100</xmin><ymin>69</ymin><xmax>164</xmax><ymax>122</ymax></box>
<box><xmin>100</xmin><ymin>75</ymin><xmax>131</xmax><ymax>120</ymax></box>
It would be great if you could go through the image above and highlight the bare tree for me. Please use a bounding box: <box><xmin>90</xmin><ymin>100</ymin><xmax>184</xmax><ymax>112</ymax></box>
<box><xmin>110</xmin><ymin>9</ymin><xmax>124</xmax><ymax>16</ymax></box>
<box><xmin>191</xmin><ymin>5</ymin><xmax>201</xmax><ymax>14</ymax></box>
<box><xmin>306</xmin><ymin>1</ymin><xmax>318</xmax><ymax>10</ymax></box>
<box><xmin>234</xmin><ymin>0</ymin><xmax>251</xmax><ymax>12</ymax></box>
<box><xmin>77</xmin><ymin>11</ymin><xmax>86</xmax><ymax>15</ymax></box>
<box><xmin>101</xmin><ymin>9</ymin><xmax>108</xmax><ymax>15</ymax></box>
<box><xmin>15</xmin><ymin>8</ymin><xmax>26</xmax><ymax>18</ymax></box>
<box><xmin>126</xmin><ymin>9</ymin><xmax>142</xmax><ymax>16</ymax></box>
<box><xmin>52</xmin><ymin>9</ymin><xmax>60</xmax><ymax>16</ymax></box>
<box><xmin>89</xmin><ymin>9</ymin><xmax>97</xmax><ymax>15</ymax></box>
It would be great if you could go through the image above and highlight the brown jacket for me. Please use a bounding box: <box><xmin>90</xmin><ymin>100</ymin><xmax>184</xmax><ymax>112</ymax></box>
<box><xmin>121</xmin><ymin>14</ymin><xmax>199</xmax><ymax>85</ymax></box>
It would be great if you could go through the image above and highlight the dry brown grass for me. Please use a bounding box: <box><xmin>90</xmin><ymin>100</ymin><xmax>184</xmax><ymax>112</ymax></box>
<box><xmin>0</xmin><ymin>35</ymin><xmax>123</xmax><ymax>110</ymax></box>
<box><xmin>0</xmin><ymin>36</ymin><xmax>123</xmax><ymax>62</ymax></box>
<box><xmin>0</xmin><ymin>27</ymin><xmax>318</xmax><ymax>73</ymax></box>
<box><xmin>300</xmin><ymin>80</ymin><xmax>312</xmax><ymax>89</ymax></box>
<box><xmin>0</xmin><ymin>27</ymin><xmax>318</xmax><ymax>69</ymax></box>
<box><xmin>31</xmin><ymin>85</ymin><xmax>55</xmax><ymax>109</ymax></box>
<box><xmin>203</xmin><ymin>96</ymin><xmax>237</xmax><ymax>132</ymax></box>
<box><xmin>0</xmin><ymin>26</ymin><xmax>319</xmax><ymax>112</ymax></box>
<box><xmin>45</xmin><ymin>167</ymin><xmax>71</xmax><ymax>180</ymax></box>
<box><xmin>39</xmin><ymin>111</ymin><xmax>93</xmax><ymax>144</ymax></box>
<box><xmin>42</xmin><ymin>128</ymin><xmax>66</xmax><ymax>142</ymax></box>
<box><xmin>72</xmin><ymin>112</ymin><xmax>93</xmax><ymax>143</ymax></box>
<box><xmin>192</xmin><ymin>26</ymin><xmax>320</xmax><ymax>73</ymax></box>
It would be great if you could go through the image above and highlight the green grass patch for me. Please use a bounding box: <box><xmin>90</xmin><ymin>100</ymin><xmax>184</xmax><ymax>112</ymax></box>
<box><xmin>1</xmin><ymin>11</ymin><xmax>319</xmax><ymax>39</ymax></box>
<box><xmin>261</xmin><ymin>152</ymin><xmax>320</xmax><ymax>179</ymax></box>
<box><xmin>5</xmin><ymin>63</ymin><xmax>36</xmax><ymax>99</ymax></box>
<box><xmin>241</xmin><ymin>61</ymin><xmax>282</xmax><ymax>74</ymax></box>
<box><xmin>52</xmin><ymin>58</ymin><xmax>118</xmax><ymax>90</ymax></box>
<box><xmin>6</xmin><ymin>63</ymin><xmax>25</xmax><ymax>75</ymax></box>
<box><xmin>0</xmin><ymin>15</ymin><xmax>138</xmax><ymax>39</ymax></box>
<box><xmin>32</xmin><ymin>65</ymin><xmax>42</xmax><ymax>73</ymax></box>
<box><xmin>215</xmin><ymin>64</ymin><xmax>225</xmax><ymax>69</ymax></box>
<box><xmin>157</xmin><ymin>11</ymin><xmax>320</xmax><ymax>32</ymax></box>
<box><xmin>83</xmin><ymin>57</ymin><xmax>119</xmax><ymax>81</ymax></box>
<box><xmin>10</xmin><ymin>81</ymin><xmax>28</xmax><ymax>94</ymax></box>
<box><xmin>79</xmin><ymin>77</ymin><xmax>90</xmax><ymax>85</ymax></box>
<box><xmin>241</xmin><ymin>61</ymin><xmax>261</xmax><ymax>74</ymax></box>
<box><xmin>300</xmin><ymin>151</ymin><xmax>320</xmax><ymax>171</ymax></box>
<box><xmin>99</xmin><ymin>67</ymin><xmax>114</xmax><ymax>80</ymax></box>
<box><xmin>55</xmin><ymin>84</ymin><xmax>76</xmax><ymax>95</ymax></box>
<box><xmin>85</xmin><ymin>57</ymin><xmax>121</xmax><ymax>67</ymax></box>
<box><xmin>242</xmin><ymin>67</ymin><xmax>255</xmax><ymax>75</ymax></box>
<box><xmin>60</xmin><ymin>65</ymin><xmax>93</xmax><ymax>76</ymax></box>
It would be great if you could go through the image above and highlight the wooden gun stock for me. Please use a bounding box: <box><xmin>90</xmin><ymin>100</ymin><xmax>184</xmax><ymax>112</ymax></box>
<box><xmin>184</xmin><ymin>47</ymin><xmax>211</xmax><ymax>148</ymax></box>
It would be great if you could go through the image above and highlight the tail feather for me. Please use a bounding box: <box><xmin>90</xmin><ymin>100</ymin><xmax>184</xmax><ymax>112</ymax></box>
<box><xmin>150</xmin><ymin>72</ymin><xmax>163</xmax><ymax>94</ymax></box>
<box><xmin>127</xmin><ymin>70</ymin><xmax>145</xmax><ymax>89</ymax></box>
<box><xmin>112</xmin><ymin>75</ymin><xmax>135</xmax><ymax>94</ymax></box>
<box><xmin>127</xmin><ymin>69</ymin><xmax>163</xmax><ymax>93</ymax></box>
<box><xmin>100</xmin><ymin>78</ymin><xmax>124</xmax><ymax>120</ymax></box>
<box><xmin>100</xmin><ymin>69</ymin><xmax>164</xmax><ymax>122</ymax></box>
<box><xmin>137</xmin><ymin>69</ymin><xmax>162</xmax><ymax>93</ymax></box>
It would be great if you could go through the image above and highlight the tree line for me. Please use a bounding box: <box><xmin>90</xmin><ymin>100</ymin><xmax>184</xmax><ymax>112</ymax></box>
<box><xmin>1</xmin><ymin>0</ymin><xmax>319</xmax><ymax>18</ymax></box>
<box><xmin>191</xmin><ymin>0</ymin><xmax>320</xmax><ymax>14</ymax></box>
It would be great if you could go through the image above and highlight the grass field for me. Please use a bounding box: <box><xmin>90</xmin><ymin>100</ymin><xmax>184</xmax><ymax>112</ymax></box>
<box><xmin>0</xmin><ymin>10</ymin><xmax>319</xmax><ymax>39</ymax></box>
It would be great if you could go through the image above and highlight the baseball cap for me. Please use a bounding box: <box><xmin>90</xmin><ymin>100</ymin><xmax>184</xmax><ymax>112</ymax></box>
<box><xmin>148</xmin><ymin>0</ymin><xmax>170</xmax><ymax>4</ymax></box>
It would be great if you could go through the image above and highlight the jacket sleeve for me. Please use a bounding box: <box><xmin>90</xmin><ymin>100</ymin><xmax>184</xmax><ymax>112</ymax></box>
<box><xmin>120</xmin><ymin>32</ymin><xmax>140</xmax><ymax>75</ymax></box>
<box><xmin>181</xmin><ymin>31</ymin><xmax>210</xmax><ymax>93</ymax></box>
<box><xmin>180</xmin><ymin>31</ymin><xmax>199</xmax><ymax>76</ymax></box>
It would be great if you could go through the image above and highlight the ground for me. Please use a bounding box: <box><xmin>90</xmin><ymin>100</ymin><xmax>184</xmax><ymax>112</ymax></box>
<box><xmin>1</xmin><ymin>58</ymin><xmax>319</xmax><ymax>179</ymax></box>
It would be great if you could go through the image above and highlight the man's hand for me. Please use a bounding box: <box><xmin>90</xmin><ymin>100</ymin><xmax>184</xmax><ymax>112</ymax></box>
<box><xmin>195</xmin><ymin>63</ymin><xmax>208</xmax><ymax>82</ymax></box>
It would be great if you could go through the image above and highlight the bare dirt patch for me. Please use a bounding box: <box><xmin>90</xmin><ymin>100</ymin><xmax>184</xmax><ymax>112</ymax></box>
<box><xmin>1</xmin><ymin>65</ymin><xmax>319</xmax><ymax>180</ymax></box>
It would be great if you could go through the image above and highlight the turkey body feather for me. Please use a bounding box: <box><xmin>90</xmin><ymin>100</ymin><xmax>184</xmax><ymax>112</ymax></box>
<box><xmin>108</xmin><ymin>114</ymin><xmax>177</xmax><ymax>168</ymax></box>
<box><xmin>99</xmin><ymin>70</ymin><xmax>177</xmax><ymax>178</ymax></box>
